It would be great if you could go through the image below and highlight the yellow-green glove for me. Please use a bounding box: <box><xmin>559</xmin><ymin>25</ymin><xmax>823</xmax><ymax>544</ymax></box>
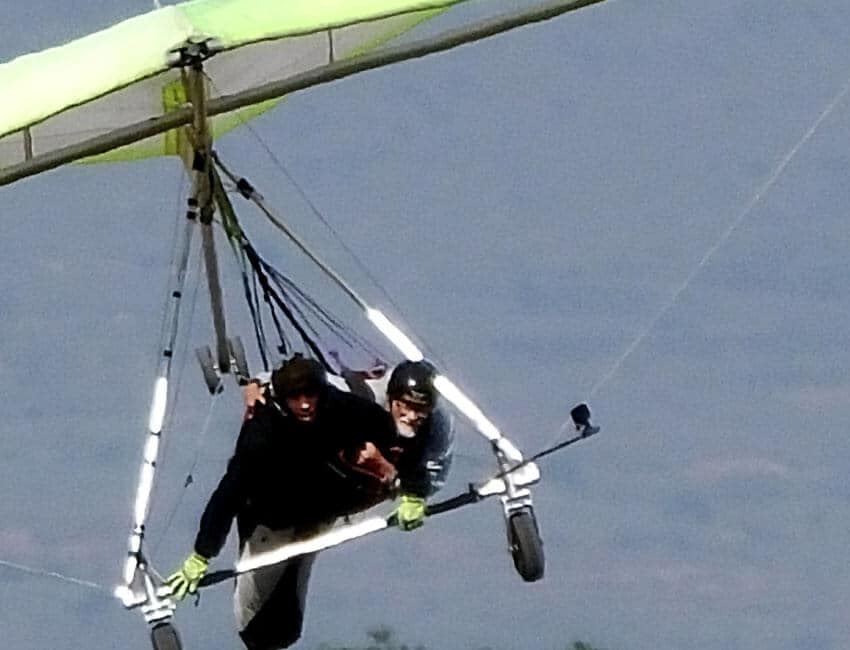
<box><xmin>395</xmin><ymin>494</ymin><xmax>426</xmax><ymax>531</ymax></box>
<box><xmin>166</xmin><ymin>551</ymin><xmax>209</xmax><ymax>600</ymax></box>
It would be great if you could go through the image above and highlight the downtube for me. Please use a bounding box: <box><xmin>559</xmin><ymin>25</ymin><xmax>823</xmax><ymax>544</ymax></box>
<box><xmin>115</xmin><ymin>197</ymin><xmax>197</xmax><ymax>605</ymax></box>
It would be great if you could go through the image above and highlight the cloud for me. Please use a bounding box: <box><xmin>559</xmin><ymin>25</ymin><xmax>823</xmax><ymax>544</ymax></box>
<box><xmin>577</xmin><ymin>555</ymin><xmax>778</xmax><ymax>613</ymax></box>
<box><xmin>0</xmin><ymin>527</ymin><xmax>39</xmax><ymax>559</ymax></box>
<box><xmin>783</xmin><ymin>384</ymin><xmax>850</xmax><ymax>410</ymax></box>
<box><xmin>0</xmin><ymin>526</ymin><xmax>105</xmax><ymax>566</ymax></box>
<box><xmin>687</xmin><ymin>456</ymin><xmax>792</xmax><ymax>483</ymax></box>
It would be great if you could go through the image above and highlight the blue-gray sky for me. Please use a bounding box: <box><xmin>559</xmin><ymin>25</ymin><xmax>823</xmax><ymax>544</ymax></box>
<box><xmin>2</xmin><ymin>2</ymin><xmax>850</xmax><ymax>650</ymax></box>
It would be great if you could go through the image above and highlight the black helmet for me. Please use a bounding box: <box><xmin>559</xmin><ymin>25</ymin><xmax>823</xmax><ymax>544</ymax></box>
<box><xmin>387</xmin><ymin>360</ymin><xmax>437</xmax><ymax>408</ymax></box>
<box><xmin>272</xmin><ymin>356</ymin><xmax>328</xmax><ymax>398</ymax></box>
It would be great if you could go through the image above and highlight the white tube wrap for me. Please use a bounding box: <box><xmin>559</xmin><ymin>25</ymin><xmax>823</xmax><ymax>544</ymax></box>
<box><xmin>129</xmin><ymin>533</ymin><xmax>142</xmax><ymax>555</ymax></box>
<box><xmin>477</xmin><ymin>462</ymin><xmax>540</xmax><ymax>496</ymax></box>
<box><xmin>433</xmin><ymin>375</ymin><xmax>502</xmax><ymax>442</ymax></box>
<box><xmin>134</xmin><ymin>463</ymin><xmax>155</xmax><ymax>527</ymax></box>
<box><xmin>148</xmin><ymin>377</ymin><xmax>168</xmax><ymax>434</ymax></box>
<box><xmin>365</xmin><ymin>307</ymin><xmax>533</xmax><ymax>483</ymax></box>
<box><xmin>236</xmin><ymin>517</ymin><xmax>388</xmax><ymax>574</ymax></box>
<box><xmin>143</xmin><ymin>434</ymin><xmax>160</xmax><ymax>465</ymax></box>
<box><xmin>366</xmin><ymin>308</ymin><xmax>423</xmax><ymax>361</ymax></box>
<box><xmin>494</xmin><ymin>437</ymin><xmax>524</xmax><ymax>463</ymax></box>
<box><xmin>122</xmin><ymin>555</ymin><xmax>138</xmax><ymax>585</ymax></box>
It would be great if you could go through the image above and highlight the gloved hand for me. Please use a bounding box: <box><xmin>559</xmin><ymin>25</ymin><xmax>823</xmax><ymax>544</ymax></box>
<box><xmin>395</xmin><ymin>494</ymin><xmax>427</xmax><ymax>531</ymax></box>
<box><xmin>166</xmin><ymin>551</ymin><xmax>209</xmax><ymax>600</ymax></box>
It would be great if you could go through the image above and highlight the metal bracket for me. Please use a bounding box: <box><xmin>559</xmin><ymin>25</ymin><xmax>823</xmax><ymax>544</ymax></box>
<box><xmin>492</xmin><ymin>446</ymin><xmax>535</xmax><ymax>516</ymax></box>
<box><xmin>167</xmin><ymin>39</ymin><xmax>224</xmax><ymax>69</ymax></box>
<box><xmin>116</xmin><ymin>555</ymin><xmax>176</xmax><ymax>626</ymax></box>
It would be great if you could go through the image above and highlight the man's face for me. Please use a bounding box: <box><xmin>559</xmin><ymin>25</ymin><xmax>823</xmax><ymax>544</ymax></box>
<box><xmin>390</xmin><ymin>398</ymin><xmax>431</xmax><ymax>436</ymax></box>
<box><xmin>285</xmin><ymin>393</ymin><xmax>319</xmax><ymax>423</ymax></box>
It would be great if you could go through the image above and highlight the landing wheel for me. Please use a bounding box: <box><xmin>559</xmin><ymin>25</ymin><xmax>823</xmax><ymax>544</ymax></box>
<box><xmin>228</xmin><ymin>336</ymin><xmax>250</xmax><ymax>380</ymax></box>
<box><xmin>196</xmin><ymin>346</ymin><xmax>222</xmax><ymax>394</ymax></box>
<box><xmin>151</xmin><ymin>622</ymin><xmax>182</xmax><ymax>650</ymax></box>
<box><xmin>507</xmin><ymin>508</ymin><xmax>544</xmax><ymax>582</ymax></box>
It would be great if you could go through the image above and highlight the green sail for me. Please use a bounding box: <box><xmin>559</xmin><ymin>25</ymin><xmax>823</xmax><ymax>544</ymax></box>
<box><xmin>0</xmin><ymin>0</ymin><xmax>461</xmax><ymax>166</ymax></box>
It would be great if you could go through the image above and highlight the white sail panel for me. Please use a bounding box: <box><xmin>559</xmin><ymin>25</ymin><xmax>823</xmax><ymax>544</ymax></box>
<box><xmin>0</xmin><ymin>0</ymin><xmax>458</xmax><ymax>167</ymax></box>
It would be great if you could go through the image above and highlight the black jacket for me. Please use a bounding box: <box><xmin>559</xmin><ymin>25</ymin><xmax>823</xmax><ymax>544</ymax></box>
<box><xmin>194</xmin><ymin>386</ymin><xmax>397</xmax><ymax>559</ymax></box>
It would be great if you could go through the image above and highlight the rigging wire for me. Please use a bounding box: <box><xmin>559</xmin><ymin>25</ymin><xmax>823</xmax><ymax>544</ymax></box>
<box><xmin>233</xmin><ymin>237</ymin><xmax>335</xmax><ymax>367</ymax></box>
<box><xmin>205</xmin><ymin>96</ymin><xmax>525</xmax><ymax>469</ymax></box>
<box><xmin>204</xmin><ymin>75</ymin><xmax>446</xmax><ymax>369</ymax></box>
<box><xmin>147</xmin><ymin>259</ymin><xmax>205</xmax><ymax>556</ymax></box>
<box><xmin>154</xmin><ymin>167</ymin><xmax>190</xmax><ymax>365</ymax></box>
<box><xmin>272</xmin><ymin>272</ymin><xmax>386</xmax><ymax>359</ymax></box>
<box><xmin>145</xmin><ymin>193</ymin><xmax>204</xmax><ymax>541</ymax></box>
<box><xmin>160</xmin><ymin>190</ymin><xmax>202</xmax><ymax>436</ymax></box>
<box><xmin>555</xmin><ymin>73</ymin><xmax>850</xmax><ymax>437</ymax></box>
<box><xmin>0</xmin><ymin>559</ymin><xmax>107</xmax><ymax>594</ymax></box>
<box><xmin>147</xmin><ymin>206</ymin><xmax>252</xmax><ymax>556</ymax></box>
<box><xmin>250</xmin><ymin>256</ymin><xmax>273</xmax><ymax>368</ymax></box>
<box><xmin>215</xmin><ymin>157</ymin><xmax>376</xmax><ymax>367</ymax></box>
<box><xmin>150</xmin><ymin>394</ymin><xmax>222</xmax><ymax>559</ymax></box>
<box><xmin>196</xmin><ymin>72</ymin><xmax>850</xmax><ymax>469</ymax></box>
<box><xmin>227</xmin><ymin>235</ymin><xmax>272</xmax><ymax>368</ymax></box>
<box><xmin>204</xmin><ymin>77</ymin><xmax>518</xmax><ymax>462</ymax></box>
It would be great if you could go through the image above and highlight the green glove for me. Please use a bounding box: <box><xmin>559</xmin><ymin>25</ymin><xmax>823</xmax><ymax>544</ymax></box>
<box><xmin>395</xmin><ymin>494</ymin><xmax>427</xmax><ymax>531</ymax></box>
<box><xmin>166</xmin><ymin>551</ymin><xmax>209</xmax><ymax>600</ymax></box>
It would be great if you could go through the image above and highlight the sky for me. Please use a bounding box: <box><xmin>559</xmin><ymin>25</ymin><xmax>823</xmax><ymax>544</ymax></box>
<box><xmin>2</xmin><ymin>1</ymin><xmax>850</xmax><ymax>650</ymax></box>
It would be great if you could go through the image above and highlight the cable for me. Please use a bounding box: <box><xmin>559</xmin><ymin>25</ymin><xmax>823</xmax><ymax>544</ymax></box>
<box><xmin>563</xmin><ymin>72</ymin><xmax>850</xmax><ymax>434</ymax></box>
<box><xmin>0</xmin><ymin>559</ymin><xmax>107</xmax><ymax>594</ymax></box>
<box><xmin>145</xmin><ymin>245</ymin><xmax>204</xmax><ymax>548</ymax></box>
<box><xmin>204</xmin><ymin>74</ymin><xmax>446</xmax><ymax>368</ymax></box>
<box><xmin>150</xmin><ymin>394</ymin><xmax>221</xmax><ymax>559</ymax></box>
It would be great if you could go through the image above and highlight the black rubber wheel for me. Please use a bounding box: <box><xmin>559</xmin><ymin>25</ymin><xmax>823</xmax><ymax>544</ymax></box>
<box><xmin>508</xmin><ymin>508</ymin><xmax>545</xmax><ymax>582</ymax></box>
<box><xmin>228</xmin><ymin>336</ymin><xmax>250</xmax><ymax>380</ymax></box>
<box><xmin>151</xmin><ymin>622</ymin><xmax>182</xmax><ymax>650</ymax></box>
<box><xmin>196</xmin><ymin>346</ymin><xmax>222</xmax><ymax>394</ymax></box>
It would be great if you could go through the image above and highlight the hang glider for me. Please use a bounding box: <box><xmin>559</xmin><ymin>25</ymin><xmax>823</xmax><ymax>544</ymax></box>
<box><xmin>1</xmin><ymin>2</ymin><xmax>607</xmax><ymax>650</ymax></box>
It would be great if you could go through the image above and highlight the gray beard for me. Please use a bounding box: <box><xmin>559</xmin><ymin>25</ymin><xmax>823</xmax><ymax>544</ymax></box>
<box><xmin>396</xmin><ymin>422</ymin><xmax>416</xmax><ymax>438</ymax></box>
